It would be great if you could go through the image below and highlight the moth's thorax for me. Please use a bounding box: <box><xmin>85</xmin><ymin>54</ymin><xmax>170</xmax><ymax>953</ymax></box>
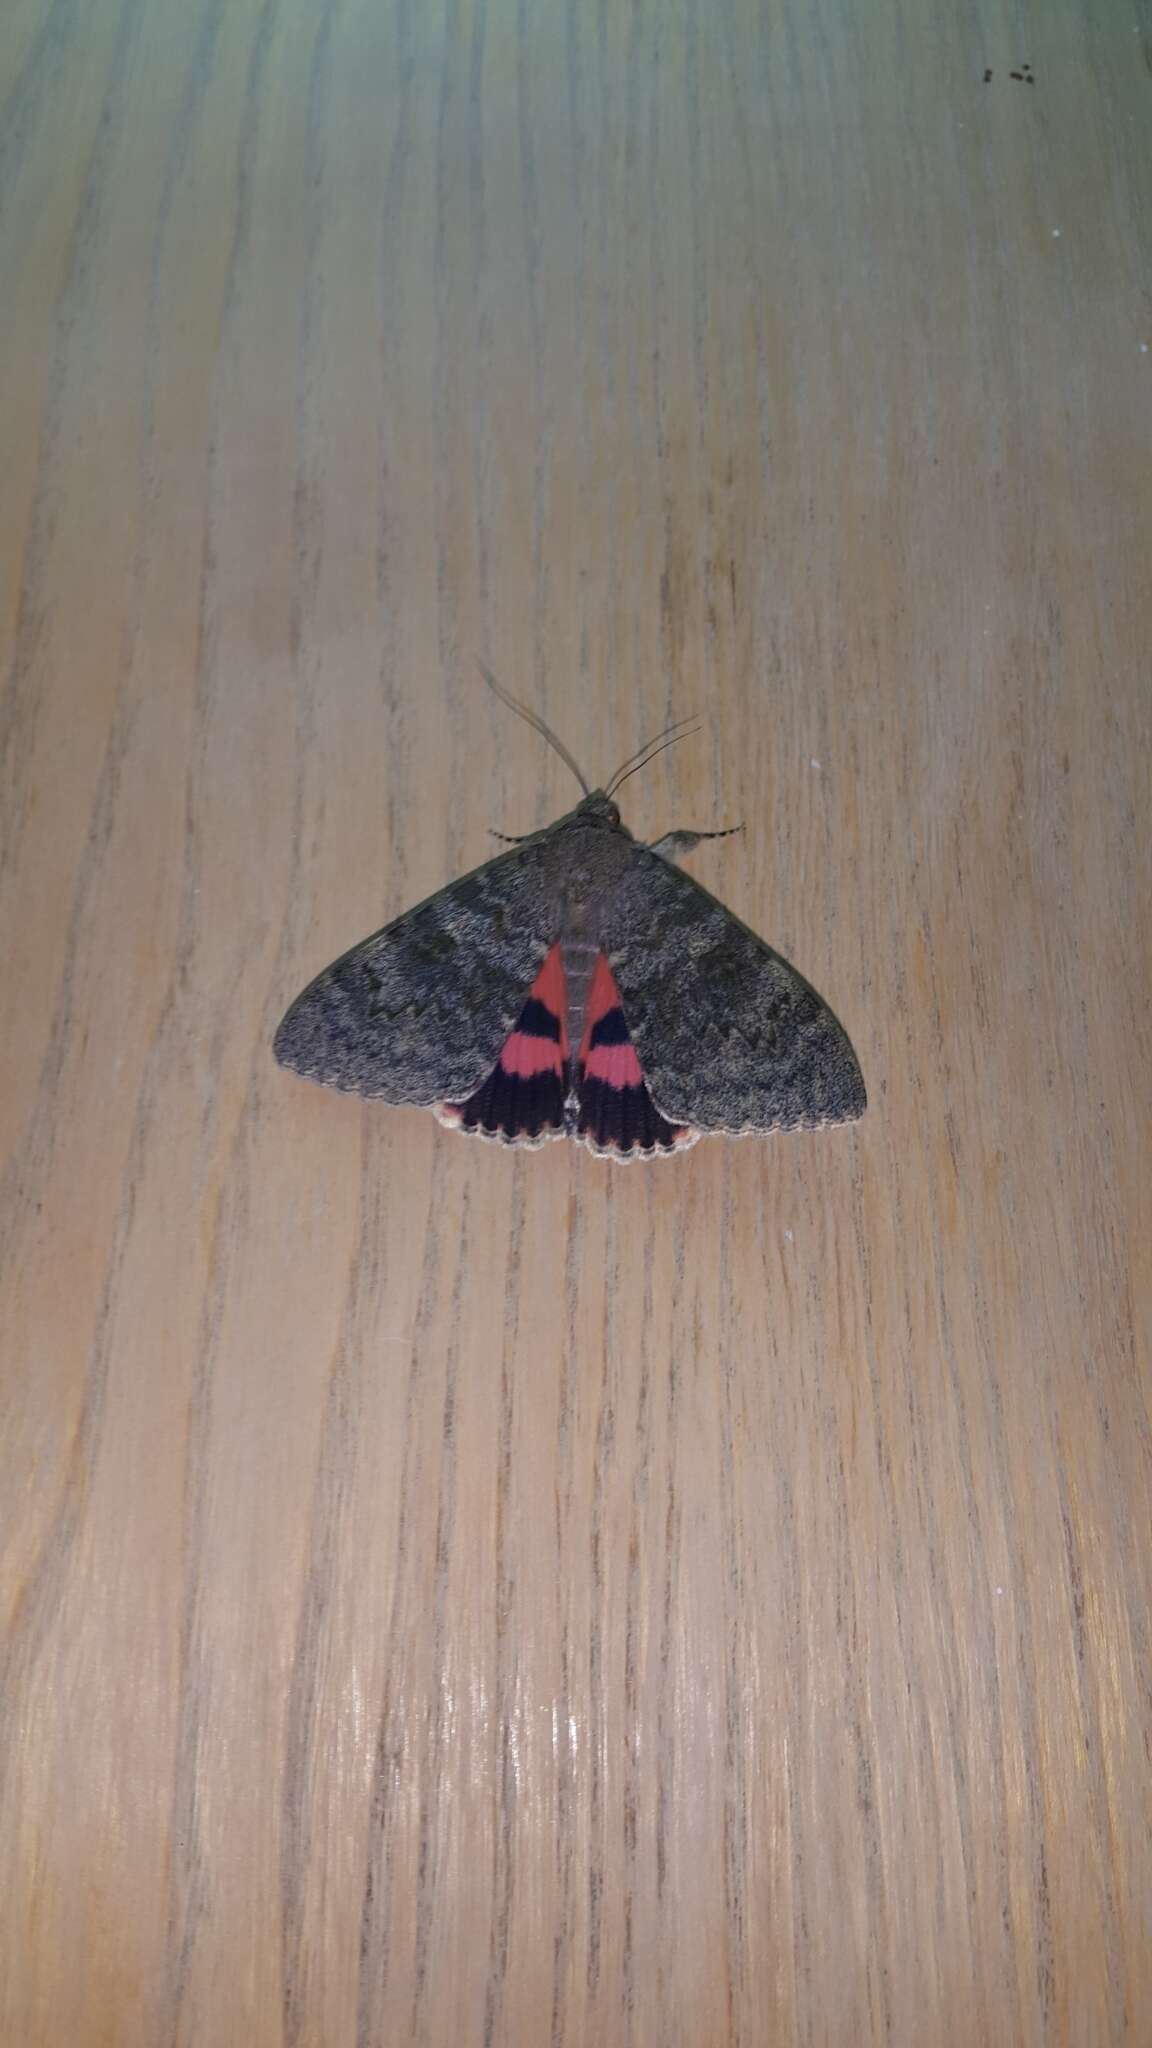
<box><xmin>549</xmin><ymin>811</ymin><xmax>635</xmax><ymax>908</ymax></box>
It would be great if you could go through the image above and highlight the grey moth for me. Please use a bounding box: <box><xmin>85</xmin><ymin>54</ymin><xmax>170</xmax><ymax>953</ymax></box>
<box><xmin>274</xmin><ymin>679</ymin><xmax>866</xmax><ymax>1159</ymax></box>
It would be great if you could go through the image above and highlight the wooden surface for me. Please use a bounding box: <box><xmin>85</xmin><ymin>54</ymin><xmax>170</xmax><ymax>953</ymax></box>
<box><xmin>2</xmin><ymin>1</ymin><xmax>1150</xmax><ymax>2042</ymax></box>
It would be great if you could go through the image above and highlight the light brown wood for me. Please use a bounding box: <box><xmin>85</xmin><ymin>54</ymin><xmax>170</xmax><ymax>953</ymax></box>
<box><xmin>2</xmin><ymin>1</ymin><xmax>1150</xmax><ymax>2042</ymax></box>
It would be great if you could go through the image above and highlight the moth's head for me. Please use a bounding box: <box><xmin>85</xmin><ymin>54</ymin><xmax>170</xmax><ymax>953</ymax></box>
<box><xmin>577</xmin><ymin>791</ymin><xmax>625</xmax><ymax>831</ymax></box>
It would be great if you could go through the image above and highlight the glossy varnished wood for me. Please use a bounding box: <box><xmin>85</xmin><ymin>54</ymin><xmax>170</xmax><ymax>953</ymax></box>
<box><xmin>2</xmin><ymin>1</ymin><xmax>1150</xmax><ymax>2042</ymax></box>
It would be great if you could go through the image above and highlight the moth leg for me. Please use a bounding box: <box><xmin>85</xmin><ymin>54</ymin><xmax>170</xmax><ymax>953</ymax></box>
<box><xmin>490</xmin><ymin>829</ymin><xmax>536</xmax><ymax>844</ymax></box>
<box><xmin>647</xmin><ymin>825</ymin><xmax>743</xmax><ymax>862</ymax></box>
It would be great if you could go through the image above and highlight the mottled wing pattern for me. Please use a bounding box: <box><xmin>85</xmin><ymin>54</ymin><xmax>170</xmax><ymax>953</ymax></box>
<box><xmin>274</xmin><ymin>835</ymin><xmax>558</xmax><ymax>1104</ymax></box>
<box><xmin>601</xmin><ymin>846</ymin><xmax>866</xmax><ymax>1133</ymax></box>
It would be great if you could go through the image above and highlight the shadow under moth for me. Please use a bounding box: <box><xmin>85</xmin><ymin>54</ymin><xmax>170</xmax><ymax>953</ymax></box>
<box><xmin>274</xmin><ymin>676</ymin><xmax>866</xmax><ymax>1160</ymax></box>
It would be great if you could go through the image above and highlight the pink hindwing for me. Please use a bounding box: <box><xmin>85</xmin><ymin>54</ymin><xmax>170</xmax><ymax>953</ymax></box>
<box><xmin>438</xmin><ymin>947</ymin><xmax>696</xmax><ymax>1156</ymax></box>
<box><xmin>575</xmin><ymin>954</ymin><xmax>697</xmax><ymax>1158</ymax></box>
<box><xmin>436</xmin><ymin>945</ymin><xmax>568</xmax><ymax>1148</ymax></box>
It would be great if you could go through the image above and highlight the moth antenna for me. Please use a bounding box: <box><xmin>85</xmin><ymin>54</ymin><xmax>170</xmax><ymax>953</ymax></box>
<box><xmin>477</xmin><ymin>663</ymin><xmax>591</xmax><ymax>796</ymax></box>
<box><xmin>606</xmin><ymin>720</ymin><xmax>702</xmax><ymax>798</ymax></box>
<box><xmin>605</xmin><ymin>716</ymin><xmax>700</xmax><ymax>796</ymax></box>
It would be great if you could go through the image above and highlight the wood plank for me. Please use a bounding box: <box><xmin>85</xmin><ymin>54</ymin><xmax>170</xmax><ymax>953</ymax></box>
<box><xmin>1</xmin><ymin>0</ymin><xmax>1149</xmax><ymax>2040</ymax></box>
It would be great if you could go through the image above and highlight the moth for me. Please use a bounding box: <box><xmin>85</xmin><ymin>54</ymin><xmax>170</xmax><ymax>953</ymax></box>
<box><xmin>274</xmin><ymin>676</ymin><xmax>866</xmax><ymax>1160</ymax></box>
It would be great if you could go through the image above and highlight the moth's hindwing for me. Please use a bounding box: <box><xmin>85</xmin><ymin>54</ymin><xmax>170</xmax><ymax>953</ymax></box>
<box><xmin>575</xmin><ymin>952</ymin><xmax>698</xmax><ymax>1158</ymax></box>
<box><xmin>436</xmin><ymin>944</ymin><xmax>569</xmax><ymax>1147</ymax></box>
<box><xmin>602</xmin><ymin>845</ymin><xmax>866</xmax><ymax>1134</ymax></box>
<box><xmin>273</xmin><ymin>834</ymin><xmax>559</xmax><ymax>1104</ymax></box>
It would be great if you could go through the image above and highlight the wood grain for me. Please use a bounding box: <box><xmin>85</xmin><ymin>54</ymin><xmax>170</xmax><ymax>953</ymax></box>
<box><xmin>2</xmin><ymin>0</ymin><xmax>1150</xmax><ymax>2042</ymax></box>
